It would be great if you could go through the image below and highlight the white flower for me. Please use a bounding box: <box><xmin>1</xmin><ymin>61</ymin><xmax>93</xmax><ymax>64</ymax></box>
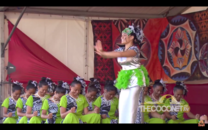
<box><xmin>160</xmin><ymin>79</ymin><xmax>167</xmax><ymax>92</ymax></box>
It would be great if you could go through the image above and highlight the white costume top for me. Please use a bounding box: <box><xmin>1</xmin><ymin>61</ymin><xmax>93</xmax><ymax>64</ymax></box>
<box><xmin>114</xmin><ymin>46</ymin><xmax>146</xmax><ymax>88</ymax></box>
<box><xmin>114</xmin><ymin>46</ymin><xmax>141</xmax><ymax>70</ymax></box>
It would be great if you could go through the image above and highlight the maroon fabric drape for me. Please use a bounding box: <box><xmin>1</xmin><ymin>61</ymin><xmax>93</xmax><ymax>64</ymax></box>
<box><xmin>6</xmin><ymin>20</ymin><xmax>89</xmax><ymax>88</ymax></box>
<box><xmin>91</xmin><ymin>20</ymin><xmax>115</xmax><ymax>84</ymax></box>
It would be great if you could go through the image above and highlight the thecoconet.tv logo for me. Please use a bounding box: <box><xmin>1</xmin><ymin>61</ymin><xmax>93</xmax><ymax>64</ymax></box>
<box><xmin>139</xmin><ymin>94</ymin><xmax>190</xmax><ymax>113</ymax></box>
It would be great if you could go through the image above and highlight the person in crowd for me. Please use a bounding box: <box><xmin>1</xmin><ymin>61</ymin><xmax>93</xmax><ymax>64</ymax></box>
<box><xmin>1</xmin><ymin>81</ymin><xmax>24</xmax><ymax>123</ymax></box>
<box><xmin>41</xmin><ymin>81</ymin><xmax>66</xmax><ymax>124</ymax></box>
<box><xmin>164</xmin><ymin>81</ymin><xmax>200</xmax><ymax>124</ymax></box>
<box><xmin>135</xmin><ymin>85</ymin><xmax>149</xmax><ymax>123</ymax></box>
<box><xmin>60</xmin><ymin>76</ymin><xmax>101</xmax><ymax>123</ymax></box>
<box><xmin>85</xmin><ymin>78</ymin><xmax>101</xmax><ymax>111</ymax></box>
<box><xmin>45</xmin><ymin>79</ymin><xmax>57</xmax><ymax>99</ymax></box>
<box><xmin>16</xmin><ymin>80</ymin><xmax>37</xmax><ymax>123</ymax></box>
<box><xmin>142</xmin><ymin>79</ymin><xmax>166</xmax><ymax>123</ymax></box>
<box><xmin>25</xmin><ymin>77</ymin><xmax>51</xmax><ymax>124</ymax></box>
<box><xmin>93</xmin><ymin>80</ymin><xmax>119</xmax><ymax>124</ymax></box>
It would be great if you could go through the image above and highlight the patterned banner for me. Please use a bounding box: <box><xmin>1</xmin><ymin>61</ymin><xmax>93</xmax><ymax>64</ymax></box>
<box><xmin>91</xmin><ymin>21</ymin><xmax>115</xmax><ymax>84</ymax></box>
<box><xmin>92</xmin><ymin>10</ymin><xmax>208</xmax><ymax>84</ymax></box>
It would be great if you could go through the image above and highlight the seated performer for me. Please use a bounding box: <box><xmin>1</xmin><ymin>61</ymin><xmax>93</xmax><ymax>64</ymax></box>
<box><xmin>16</xmin><ymin>80</ymin><xmax>37</xmax><ymax>123</ymax></box>
<box><xmin>25</xmin><ymin>77</ymin><xmax>51</xmax><ymax>124</ymax></box>
<box><xmin>60</xmin><ymin>76</ymin><xmax>101</xmax><ymax>123</ymax></box>
<box><xmin>1</xmin><ymin>81</ymin><xmax>24</xmax><ymax>123</ymax></box>
<box><xmin>41</xmin><ymin>81</ymin><xmax>66</xmax><ymax>124</ymax></box>
<box><xmin>45</xmin><ymin>79</ymin><xmax>57</xmax><ymax>99</ymax></box>
<box><xmin>135</xmin><ymin>86</ymin><xmax>149</xmax><ymax>123</ymax></box>
<box><xmin>142</xmin><ymin>79</ymin><xmax>166</xmax><ymax>123</ymax></box>
<box><xmin>85</xmin><ymin>78</ymin><xmax>101</xmax><ymax>111</ymax></box>
<box><xmin>93</xmin><ymin>80</ymin><xmax>119</xmax><ymax>124</ymax></box>
<box><xmin>147</xmin><ymin>79</ymin><xmax>167</xmax><ymax>123</ymax></box>
<box><xmin>164</xmin><ymin>81</ymin><xmax>200</xmax><ymax>124</ymax></box>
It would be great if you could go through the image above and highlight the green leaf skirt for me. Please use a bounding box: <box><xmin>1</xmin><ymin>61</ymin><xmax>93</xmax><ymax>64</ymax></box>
<box><xmin>115</xmin><ymin>65</ymin><xmax>149</xmax><ymax>89</ymax></box>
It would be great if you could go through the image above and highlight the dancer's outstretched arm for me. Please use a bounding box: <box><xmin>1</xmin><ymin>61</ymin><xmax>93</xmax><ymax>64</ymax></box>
<box><xmin>94</xmin><ymin>40</ymin><xmax>136</xmax><ymax>58</ymax></box>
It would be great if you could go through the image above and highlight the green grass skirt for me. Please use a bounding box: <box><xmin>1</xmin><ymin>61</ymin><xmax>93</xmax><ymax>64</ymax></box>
<box><xmin>115</xmin><ymin>65</ymin><xmax>149</xmax><ymax>89</ymax></box>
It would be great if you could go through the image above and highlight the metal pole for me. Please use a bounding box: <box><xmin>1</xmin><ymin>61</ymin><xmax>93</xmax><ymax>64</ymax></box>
<box><xmin>85</xmin><ymin>18</ymin><xmax>90</xmax><ymax>80</ymax></box>
<box><xmin>1</xmin><ymin>7</ymin><xmax>27</xmax><ymax>57</ymax></box>
<box><xmin>0</xmin><ymin>12</ymin><xmax>4</xmax><ymax>122</ymax></box>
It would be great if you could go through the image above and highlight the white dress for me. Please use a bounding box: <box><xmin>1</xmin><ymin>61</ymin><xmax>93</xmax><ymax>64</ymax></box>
<box><xmin>114</xmin><ymin>46</ymin><xmax>148</xmax><ymax>123</ymax></box>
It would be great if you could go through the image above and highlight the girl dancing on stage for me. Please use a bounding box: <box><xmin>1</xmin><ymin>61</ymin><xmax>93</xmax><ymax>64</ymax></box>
<box><xmin>94</xmin><ymin>24</ymin><xmax>149</xmax><ymax>123</ymax></box>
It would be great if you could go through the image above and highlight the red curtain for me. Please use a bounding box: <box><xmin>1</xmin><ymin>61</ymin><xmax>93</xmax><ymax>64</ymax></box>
<box><xmin>7</xmin><ymin>20</ymin><xmax>89</xmax><ymax>88</ymax></box>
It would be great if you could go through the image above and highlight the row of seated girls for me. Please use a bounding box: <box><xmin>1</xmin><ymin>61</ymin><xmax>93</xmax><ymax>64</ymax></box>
<box><xmin>135</xmin><ymin>79</ymin><xmax>208</xmax><ymax>124</ymax></box>
<box><xmin>1</xmin><ymin>76</ymin><xmax>119</xmax><ymax>124</ymax></box>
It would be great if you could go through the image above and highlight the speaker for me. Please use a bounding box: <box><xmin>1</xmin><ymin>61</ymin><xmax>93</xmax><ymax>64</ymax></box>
<box><xmin>6</xmin><ymin>62</ymin><xmax>16</xmax><ymax>75</ymax></box>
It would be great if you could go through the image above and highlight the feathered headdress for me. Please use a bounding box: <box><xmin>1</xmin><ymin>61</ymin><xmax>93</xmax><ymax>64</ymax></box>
<box><xmin>75</xmin><ymin>76</ymin><xmax>87</xmax><ymax>95</ymax></box>
<box><xmin>179</xmin><ymin>81</ymin><xmax>188</xmax><ymax>95</ymax></box>
<box><xmin>90</xmin><ymin>78</ymin><xmax>101</xmax><ymax>97</ymax></box>
<box><xmin>122</xmin><ymin>23</ymin><xmax>144</xmax><ymax>42</ymax></box>
<box><xmin>31</xmin><ymin>80</ymin><xmax>38</xmax><ymax>88</ymax></box>
<box><xmin>13</xmin><ymin>81</ymin><xmax>24</xmax><ymax>94</ymax></box>
<box><xmin>159</xmin><ymin>79</ymin><xmax>167</xmax><ymax>92</ymax></box>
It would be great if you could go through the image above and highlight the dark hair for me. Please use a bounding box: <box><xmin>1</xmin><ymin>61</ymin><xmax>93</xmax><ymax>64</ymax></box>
<box><xmin>38</xmin><ymin>77</ymin><xmax>49</xmax><ymax>88</ymax></box>
<box><xmin>26</xmin><ymin>80</ymin><xmax>37</xmax><ymax>91</ymax></box>
<box><xmin>49</xmin><ymin>83</ymin><xmax>57</xmax><ymax>93</ymax></box>
<box><xmin>129</xmin><ymin>27</ymin><xmax>142</xmax><ymax>45</ymax></box>
<box><xmin>153</xmin><ymin>79</ymin><xmax>165</xmax><ymax>92</ymax></box>
<box><xmin>147</xmin><ymin>75</ymin><xmax>152</xmax><ymax>95</ymax></box>
<box><xmin>147</xmin><ymin>86</ymin><xmax>151</xmax><ymax>95</ymax></box>
<box><xmin>104</xmin><ymin>80</ymin><xmax>117</xmax><ymax>93</ymax></box>
<box><xmin>12</xmin><ymin>83</ymin><xmax>23</xmax><ymax>93</ymax></box>
<box><xmin>173</xmin><ymin>81</ymin><xmax>187</xmax><ymax>96</ymax></box>
<box><xmin>46</xmin><ymin>78</ymin><xmax>55</xmax><ymax>93</ymax></box>
<box><xmin>118</xmin><ymin>26</ymin><xmax>143</xmax><ymax>47</ymax></box>
<box><xmin>88</xmin><ymin>84</ymin><xmax>98</xmax><ymax>93</ymax></box>
<box><xmin>87</xmin><ymin>78</ymin><xmax>101</xmax><ymax>93</ymax></box>
<box><xmin>70</xmin><ymin>78</ymin><xmax>82</xmax><ymax>87</ymax></box>
<box><xmin>55</xmin><ymin>81</ymin><xmax>66</xmax><ymax>94</ymax></box>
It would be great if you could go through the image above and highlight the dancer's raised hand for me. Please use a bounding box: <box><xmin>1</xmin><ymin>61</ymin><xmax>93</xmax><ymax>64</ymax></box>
<box><xmin>94</xmin><ymin>40</ymin><xmax>103</xmax><ymax>52</ymax></box>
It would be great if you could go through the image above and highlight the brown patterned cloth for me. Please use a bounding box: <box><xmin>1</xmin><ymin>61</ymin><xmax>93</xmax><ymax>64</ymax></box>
<box><xmin>91</xmin><ymin>20</ymin><xmax>115</xmax><ymax>84</ymax></box>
